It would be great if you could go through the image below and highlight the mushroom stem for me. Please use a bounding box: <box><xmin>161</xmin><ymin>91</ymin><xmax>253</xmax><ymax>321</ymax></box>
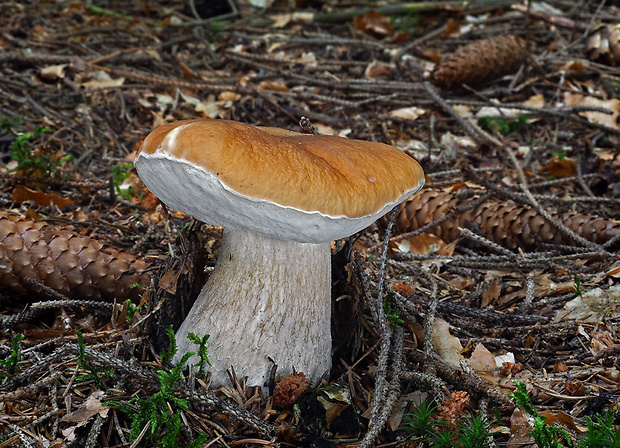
<box><xmin>173</xmin><ymin>227</ymin><xmax>332</xmax><ymax>388</ymax></box>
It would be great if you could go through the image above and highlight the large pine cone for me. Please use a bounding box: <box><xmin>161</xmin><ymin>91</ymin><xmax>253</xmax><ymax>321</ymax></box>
<box><xmin>395</xmin><ymin>189</ymin><xmax>620</xmax><ymax>250</ymax></box>
<box><xmin>0</xmin><ymin>211</ymin><xmax>150</xmax><ymax>301</ymax></box>
<box><xmin>431</xmin><ymin>35</ymin><xmax>529</xmax><ymax>89</ymax></box>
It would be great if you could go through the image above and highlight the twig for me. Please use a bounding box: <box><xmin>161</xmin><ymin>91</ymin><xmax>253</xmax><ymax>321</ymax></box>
<box><xmin>368</xmin><ymin>206</ymin><xmax>399</xmax><ymax>428</ymax></box>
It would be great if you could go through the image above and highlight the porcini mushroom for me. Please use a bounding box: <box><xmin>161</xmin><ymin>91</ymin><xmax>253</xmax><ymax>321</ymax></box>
<box><xmin>135</xmin><ymin>118</ymin><xmax>424</xmax><ymax>388</ymax></box>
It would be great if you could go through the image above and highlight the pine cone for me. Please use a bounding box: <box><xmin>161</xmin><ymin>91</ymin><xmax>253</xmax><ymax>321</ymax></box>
<box><xmin>394</xmin><ymin>189</ymin><xmax>620</xmax><ymax>250</ymax></box>
<box><xmin>273</xmin><ymin>372</ymin><xmax>311</xmax><ymax>408</ymax></box>
<box><xmin>0</xmin><ymin>211</ymin><xmax>150</xmax><ymax>301</ymax></box>
<box><xmin>431</xmin><ymin>35</ymin><xmax>529</xmax><ymax>88</ymax></box>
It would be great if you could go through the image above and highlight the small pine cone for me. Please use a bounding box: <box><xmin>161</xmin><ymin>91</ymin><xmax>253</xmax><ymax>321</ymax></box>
<box><xmin>0</xmin><ymin>211</ymin><xmax>151</xmax><ymax>301</ymax></box>
<box><xmin>431</xmin><ymin>35</ymin><xmax>529</xmax><ymax>88</ymax></box>
<box><xmin>587</xmin><ymin>24</ymin><xmax>620</xmax><ymax>66</ymax></box>
<box><xmin>273</xmin><ymin>372</ymin><xmax>311</xmax><ymax>408</ymax></box>
<box><xmin>438</xmin><ymin>391</ymin><xmax>470</xmax><ymax>427</ymax></box>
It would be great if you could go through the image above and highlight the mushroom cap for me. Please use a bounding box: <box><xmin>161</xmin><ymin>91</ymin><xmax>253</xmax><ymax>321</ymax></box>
<box><xmin>135</xmin><ymin>118</ymin><xmax>424</xmax><ymax>243</ymax></box>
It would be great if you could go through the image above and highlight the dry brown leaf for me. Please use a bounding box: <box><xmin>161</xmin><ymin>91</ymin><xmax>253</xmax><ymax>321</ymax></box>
<box><xmin>178</xmin><ymin>59</ymin><xmax>203</xmax><ymax>80</ymax></box>
<box><xmin>467</xmin><ymin>343</ymin><xmax>498</xmax><ymax>373</ymax></box>
<box><xmin>551</xmin><ymin>361</ymin><xmax>568</xmax><ymax>373</ymax></box>
<box><xmin>80</xmin><ymin>70</ymin><xmax>124</xmax><ymax>89</ymax></box>
<box><xmin>564</xmin><ymin>92</ymin><xmax>620</xmax><ymax>130</ymax></box>
<box><xmin>506</xmin><ymin>407</ymin><xmax>536</xmax><ymax>448</ymax></box>
<box><xmin>270</xmin><ymin>11</ymin><xmax>314</xmax><ymax>28</ymax></box>
<box><xmin>40</xmin><ymin>64</ymin><xmax>67</xmax><ymax>80</ymax></box>
<box><xmin>61</xmin><ymin>393</ymin><xmax>108</xmax><ymax>424</ymax></box>
<box><xmin>365</xmin><ymin>60</ymin><xmax>395</xmax><ymax>78</ymax></box>
<box><xmin>257</xmin><ymin>80</ymin><xmax>289</xmax><ymax>92</ymax></box>
<box><xmin>481</xmin><ymin>278</ymin><xmax>501</xmax><ymax>308</ymax></box>
<box><xmin>178</xmin><ymin>90</ymin><xmax>225</xmax><ymax>118</ymax></box>
<box><xmin>556</xmin><ymin>285</ymin><xmax>620</xmax><ymax>323</ymax></box>
<box><xmin>432</xmin><ymin>317</ymin><xmax>463</xmax><ymax>368</ymax></box>
<box><xmin>540</xmin><ymin>410</ymin><xmax>579</xmax><ymax>433</ymax></box>
<box><xmin>394</xmin><ymin>233</ymin><xmax>456</xmax><ymax>256</ymax></box>
<box><xmin>587</xmin><ymin>24</ymin><xmax>620</xmax><ymax>66</ymax></box>
<box><xmin>538</xmin><ymin>156</ymin><xmax>577</xmax><ymax>178</ymax></box>
<box><xmin>565</xmin><ymin>381</ymin><xmax>586</xmax><ymax>396</ymax></box>
<box><xmin>219</xmin><ymin>91</ymin><xmax>241</xmax><ymax>101</ymax></box>
<box><xmin>389</xmin><ymin>106</ymin><xmax>427</xmax><ymax>121</ymax></box>
<box><xmin>353</xmin><ymin>10</ymin><xmax>392</xmax><ymax>39</ymax></box>
<box><xmin>158</xmin><ymin>265</ymin><xmax>184</xmax><ymax>294</ymax></box>
<box><xmin>12</xmin><ymin>185</ymin><xmax>73</xmax><ymax>209</ymax></box>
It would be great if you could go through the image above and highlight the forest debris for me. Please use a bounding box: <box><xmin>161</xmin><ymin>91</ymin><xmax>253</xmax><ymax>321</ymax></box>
<box><xmin>555</xmin><ymin>285</ymin><xmax>620</xmax><ymax>323</ymax></box>
<box><xmin>587</xmin><ymin>24</ymin><xmax>620</xmax><ymax>66</ymax></box>
<box><xmin>389</xmin><ymin>106</ymin><xmax>427</xmax><ymax>120</ymax></box>
<box><xmin>80</xmin><ymin>71</ymin><xmax>124</xmax><ymax>89</ymax></box>
<box><xmin>563</xmin><ymin>93</ymin><xmax>620</xmax><ymax>131</ymax></box>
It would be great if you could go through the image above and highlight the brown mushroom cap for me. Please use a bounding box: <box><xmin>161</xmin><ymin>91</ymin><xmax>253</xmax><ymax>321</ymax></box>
<box><xmin>135</xmin><ymin>118</ymin><xmax>424</xmax><ymax>243</ymax></box>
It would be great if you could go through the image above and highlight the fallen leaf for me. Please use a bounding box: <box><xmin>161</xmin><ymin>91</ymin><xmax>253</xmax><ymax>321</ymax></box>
<box><xmin>219</xmin><ymin>91</ymin><xmax>241</xmax><ymax>101</ymax></box>
<box><xmin>354</xmin><ymin>10</ymin><xmax>392</xmax><ymax>39</ymax></box>
<box><xmin>61</xmin><ymin>391</ymin><xmax>109</xmax><ymax>424</ymax></box>
<box><xmin>538</xmin><ymin>156</ymin><xmax>577</xmax><ymax>178</ymax></box>
<box><xmin>540</xmin><ymin>410</ymin><xmax>579</xmax><ymax>433</ymax></box>
<box><xmin>365</xmin><ymin>60</ymin><xmax>395</xmax><ymax>78</ymax></box>
<box><xmin>432</xmin><ymin>318</ymin><xmax>463</xmax><ymax>368</ymax></box>
<box><xmin>270</xmin><ymin>12</ymin><xmax>314</xmax><ymax>28</ymax></box>
<box><xmin>555</xmin><ymin>285</ymin><xmax>620</xmax><ymax>323</ymax></box>
<box><xmin>389</xmin><ymin>106</ymin><xmax>427</xmax><ymax>120</ymax></box>
<box><xmin>179</xmin><ymin>90</ymin><xmax>229</xmax><ymax>118</ymax></box>
<box><xmin>481</xmin><ymin>278</ymin><xmax>501</xmax><ymax>308</ymax></box>
<box><xmin>12</xmin><ymin>186</ymin><xmax>73</xmax><ymax>209</ymax></box>
<box><xmin>551</xmin><ymin>361</ymin><xmax>568</xmax><ymax>373</ymax></box>
<box><xmin>467</xmin><ymin>343</ymin><xmax>498</xmax><ymax>373</ymax></box>
<box><xmin>564</xmin><ymin>92</ymin><xmax>620</xmax><ymax>131</ymax></box>
<box><xmin>257</xmin><ymin>80</ymin><xmax>289</xmax><ymax>92</ymax></box>
<box><xmin>80</xmin><ymin>70</ymin><xmax>124</xmax><ymax>89</ymax></box>
<box><xmin>506</xmin><ymin>407</ymin><xmax>535</xmax><ymax>448</ymax></box>
<box><xmin>394</xmin><ymin>233</ymin><xmax>456</xmax><ymax>256</ymax></box>
<box><xmin>178</xmin><ymin>59</ymin><xmax>203</xmax><ymax>80</ymax></box>
<box><xmin>565</xmin><ymin>381</ymin><xmax>586</xmax><ymax>396</ymax></box>
<box><xmin>40</xmin><ymin>64</ymin><xmax>67</xmax><ymax>80</ymax></box>
<box><xmin>523</xmin><ymin>94</ymin><xmax>545</xmax><ymax>108</ymax></box>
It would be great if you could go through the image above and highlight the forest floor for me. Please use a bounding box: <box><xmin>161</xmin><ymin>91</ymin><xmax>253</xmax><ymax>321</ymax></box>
<box><xmin>1</xmin><ymin>0</ymin><xmax>620</xmax><ymax>447</ymax></box>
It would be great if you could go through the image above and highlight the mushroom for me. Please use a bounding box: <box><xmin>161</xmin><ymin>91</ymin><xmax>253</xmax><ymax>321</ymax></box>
<box><xmin>135</xmin><ymin>118</ymin><xmax>424</xmax><ymax>388</ymax></box>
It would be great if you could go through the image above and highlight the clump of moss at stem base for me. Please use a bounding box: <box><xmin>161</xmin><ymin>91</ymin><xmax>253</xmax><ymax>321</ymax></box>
<box><xmin>105</xmin><ymin>327</ymin><xmax>207</xmax><ymax>448</ymax></box>
<box><xmin>187</xmin><ymin>332</ymin><xmax>211</xmax><ymax>377</ymax></box>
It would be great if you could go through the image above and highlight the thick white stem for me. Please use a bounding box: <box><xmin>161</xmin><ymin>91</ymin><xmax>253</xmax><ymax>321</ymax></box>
<box><xmin>173</xmin><ymin>228</ymin><xmax>332</xmax><ymax>388</ymax></box>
